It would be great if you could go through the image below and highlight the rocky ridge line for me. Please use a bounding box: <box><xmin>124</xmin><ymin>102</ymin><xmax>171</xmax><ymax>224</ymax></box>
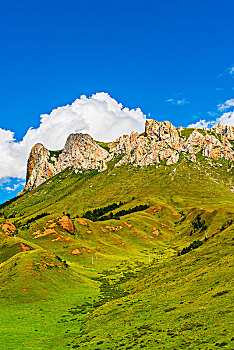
<box><xmin>24</xmin><ymin>133</ymin><xmax>109</xmax><ymax>191</ymax></box>
<box><xmin>23</xmin><ymin>120</ymin><xmax>234</xmax><ymax>192</ymax></box>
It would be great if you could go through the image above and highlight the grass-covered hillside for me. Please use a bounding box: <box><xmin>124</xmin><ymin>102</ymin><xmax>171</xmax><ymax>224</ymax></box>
<box><xmin>0</xmin><ymin>156</ymin><xmax>233</xmax><ymax>349</ymax></box>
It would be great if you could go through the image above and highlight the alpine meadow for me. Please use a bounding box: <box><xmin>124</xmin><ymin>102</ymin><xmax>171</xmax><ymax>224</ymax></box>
<box><xmin>0</xmin><ymin>119</ymin><xmax>233</xmax><ymax>349</ymax></box>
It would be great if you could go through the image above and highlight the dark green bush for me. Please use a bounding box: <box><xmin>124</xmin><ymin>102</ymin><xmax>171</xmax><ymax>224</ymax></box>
<box><xmin>190</xmin><ymin>214</ymin><xmax>207</xmax><ymax>235</ymax></box>
<box><xmin>82</xmin><ymin>201</ymin><xmax>125</xmax><ymax>221</ymax></box>
<box><xmin>179</xmin><ymin>240</ymin><xmax>203</xmax><ymax>255</ymax></box>
<box><xmin>220</xmin><ymin>219</ymin><xmax>233</xmax><ymax>231</ymax></box>
<box><xmin>99</xmin><ymin>204</ymin><xmax>149</xmax><ymax>221</ymax></box>
<box><xmin>25</xmin><ymin>212</ymin><xmax>49</xmax><ymax>225</ymax></box>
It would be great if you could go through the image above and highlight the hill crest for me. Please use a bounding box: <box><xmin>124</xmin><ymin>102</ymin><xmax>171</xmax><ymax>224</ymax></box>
<box><xmin>23</xmin><ymin>119</ymin><xmax>234</xmax><ymax>191</ymax></box>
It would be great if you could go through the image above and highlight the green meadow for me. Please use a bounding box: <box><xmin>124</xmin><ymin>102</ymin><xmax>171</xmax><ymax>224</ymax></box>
<box><xmin>0</xmin><ymin>155</ymin><xmax>233</xmax><ymax>349</ymax></box>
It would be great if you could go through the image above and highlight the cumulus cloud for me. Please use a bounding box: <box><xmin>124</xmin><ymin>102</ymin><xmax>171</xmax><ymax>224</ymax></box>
<box><xmin>215</xmin><ymin>111</ymin><xmax>234</xmax><ymax>125</ymax></box>
<box><xmin>217</xmin><ymin>99</ymin><xmax>234</xmax><ymax>112</ymax></box>
<box><xmin>228</xmin><ymin>66</ymin><xmax>234</xmax><ymax>76</ymax></box>
<box><xmin>188</xmin><ymin>98</ymin><xmax>234</xmax><ymax>129</ymax></box>
<box><xmin>187</xmin><ymin>120</ymin><xmax>215</xmax><ymax>129</ymax></box>
<box><xmin>0</xmin><ymin>93</ymin><xmax>146</xmax><ymax>180</ymax></box>
<box><xmin>166</xmin><ymin>98</ymin><xmax>189</xmax><ymax>106</ymax></box>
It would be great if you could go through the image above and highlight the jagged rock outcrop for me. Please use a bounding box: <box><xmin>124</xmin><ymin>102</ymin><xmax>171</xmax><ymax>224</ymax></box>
<box><xmin>183</xmin><ymin>130</ymin><xmax>233</xmax><ymax>160</ymax></box>
<box><xmin>109</xmin><ymin>121</ymin><xmax>180</xmax><ymax>167</ymax></box>
<box><xmin>56</xmin><ymin>134</ymin><xmax>108</xmax><ymax>172</ymax></box>
<box><xmin>24</xmin><ymin>119</ymin><xmax>234</xmax><ymax>192</ymax></box>
<box><xmin>185</xmin><ymin>130</ymin><xmax>205</xmax><ymax>154</ymax></box>
<box><xmin>24</xmin><ymin>144</ymin><xmax>57</xmax><ymax>191</ymax></box>
<box><xmin>145</xmin><ymin>120</ymin><xmax>180</xmax><ymax>148</ymax></box>
<box><xmin>24</xmin><ymin>134</ymin><xmax>109</xmax><ymax>191</ymax></box>
<box><xmin>212</xmin><ymin>123</ymin><xmax>234</xmax><ymax>141</ymax></box>
<box><xmin>202</xmin><ymin>134</ymin><xmax>233</xmax><ymax>160</ymax></box>
<box><xmin>109</xmin><ymin>121</ymin><xmax>233</xmax><ymax>167</ymax></box>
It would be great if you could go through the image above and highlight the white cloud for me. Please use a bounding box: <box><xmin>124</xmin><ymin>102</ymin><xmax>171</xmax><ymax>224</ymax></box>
<box><xmin>166</xmin><ymin>98</ymin><xmax>189</xmax><ymax>106</ymax></box>
<box><xmin>187</xmin><ymin>120</ymin><xmax>215</xmax><ymax>129</ymax></box>
<box><xmin>219</xmin><ymin>66</ymin><xmax>234</xmax><ymax>78</ymax></box>
<box><xmin>188</xmin><ymin>111</ymin><xmax>234</xmax><ymax>129</ymax></box>
<box><xmin>0</xmin><ymin>93</ymin><xmax>146</xmax><ymax>180</ymax></box>
<box><xmin>215</xmin><ymin>111</ymin><xmax>234</xmax><ymax>126</ymax></box>
<box><xmin>207</xmin><ymin>111</ymin><xmax>218</xmax><ymax>117</ymax></box>
<box><xmin>5</xmin><ymin>183</ymin><xmax>22</xmax><ymax>192</ymax></box>
<box><xmin>0</xmin><ymin>178</ymin><xmax>25</xmax><ymax>193</ymax></box>
<box><xmin>228</xmin><ymin>66</ymin><xmax>234</xmax><ymax>76</ymax></box>
<box><xmin>217</xmin><ymin>99</ymin><xmax>234</xmax><ymax>112</ymax></box>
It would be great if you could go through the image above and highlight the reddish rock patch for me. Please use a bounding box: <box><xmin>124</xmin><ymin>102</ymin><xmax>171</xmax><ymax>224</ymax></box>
<box><xmin>32</xmin><ymin>228</ymin><xmax>56</xmax><ymax>239</ymax></box>
<box><xmin>1</xmin><ymin>221</ymin><xmax>16</xmax><ymax>235</ymax></box>
<box><xmin>82</xmin><ymin>247</ymin><xmax>91</xmax><ymax>253</ymax></box>
<box><xmin>151</xmin><ymin>227</ymin><xmax>160</xmax><ymax>236</ymax></box>
<box><xmin>159</xmin><ymin>222</ymin><xmax>175</xmax><ymax>232</ymax></box>
<box><xmin>186</xmin><ymin>211</ymin><xmax>193</xmax><ymax>219</ymax></box>
<box><xmin>76</xmin><ymin>218</ymin><xmax>87</xmax><ymax>226</ymax></box>
<box><xmin>59</xmin><ymin>216</ymin><xmax>74</xmax><ymax>233</ymax></box>
<box><xmin>72</xmin><ymin>248</ymin><xmax>82</xmax><ymax>255</ymax></box>
<box><xmin>105</xmin><ymin>225</ymin><xmax>123</xmax><ymax>232</ymax></box>
<box><xmin>149</xmin><ymin>205</ymin><xmax>163</xmax><ymax>213</ymax></box>
<box><xmin>20</xmin><ymin>243</ymin><xmax>32</xmax><ymax>252</ymax></box>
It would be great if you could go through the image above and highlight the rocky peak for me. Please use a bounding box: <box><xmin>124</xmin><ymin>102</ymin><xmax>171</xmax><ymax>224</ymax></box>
<box><xmin>145</xmin><ymin>120</ymin><xmax>179</xmax><ymax>148</ymax></box>
<box><xmin>23</xmin><ymin>119</ymin><xmax>234</xmax><ymax>192</ymax></box>
<box><xmin>24</xmin><ymin>133</ymin><xmax>109</xmax><ymax>191</ymax></box>
<box><xmin>108</xmin><ymin>132</ymin><xmax>139</xmax><ymax>156</ymax></box>
<box><xmin>26</xmin><ymin>143</ymin><xmax>49</xmax><ymax>181</ymax></box>
<box><xmin>25</xmin><ymin>143</ymin><xmax>56</xmax><ymax>191</ymax></box>
<box><xmin>185</xmin><ymin>130</ymin><xmax>205</xmax><ymax>154</ymax></box>
<box><xmin>56</xmin><ymin>133</ymin><xmax>109</xmax><ymax>171</ymax></box>
<box><xmin>62</xmin><ymin>133</ymin><xmax>101</xmax><ymax>155</ymax></box>
<box><xmin>212</xmin><ymin>123</ymin><xmax>234</xmax><ymax>141</ymax></box>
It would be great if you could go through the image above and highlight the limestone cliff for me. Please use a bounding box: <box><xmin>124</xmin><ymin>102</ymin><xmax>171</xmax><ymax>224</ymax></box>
<box><xmin>212</xmin><ymin>123</ymin><xmax>234</xmax><ymax>141</ymax></box>
<box><xmin>24</xmin><ymin>134</ymin><xmax>109</xmax><ymax>191</ymax></box>
<box><xmin>24</xmin><ymin>144</ymin><xmax>57</xmax><ymax>191</ymax></box>
<box><xmin>24</xmin><ymin>120</ymin><xmax>234</xmax><ymax>192</ymax></box>
<box><xmin>145</xmin><ymin>120</ymin><xmax>180</xmax><ymax>148</ymax></box>
<box><xmin>108</xmin><ymin>120</ymin><xmax>233</xmax><ymax>167</ymax></box>
<box><xmin>56</xmin><ymin>133</ymin><xmax>108</xmax><ymax>172</ymax></box>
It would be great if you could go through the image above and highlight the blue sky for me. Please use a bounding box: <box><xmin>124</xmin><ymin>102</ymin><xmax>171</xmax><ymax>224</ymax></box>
<box><xmin>0</xmin><ymin>0</ymin><xmax>233</xmax><ymax>203</ymax></box>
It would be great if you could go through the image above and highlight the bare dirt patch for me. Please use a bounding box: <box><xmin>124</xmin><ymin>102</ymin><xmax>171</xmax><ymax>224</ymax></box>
<box><xmin>76</xmin><ymin>218</ymin><xmax>87</xmax><ymax>226</ymax></box>
<box><xmin>1</xmin><ymin>221</ymin><xmax>16</xmax><ymax>235</ymax></box>
<box><xmin>151</xmin><ymin>227</ymin><xmax>160</xmax><ymax>236</ymax></box>
<box><xmin>71</xmin><ymin>249</ymin><xmax>82</xmax><ymax>255</ymax></box>
<box><xmin>59</xmin><ymin>216</ymin><xmax>74</xmax><ymax>233</ymax></box>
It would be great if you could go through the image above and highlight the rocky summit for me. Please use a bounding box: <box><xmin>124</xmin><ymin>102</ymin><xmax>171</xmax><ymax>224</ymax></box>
<box><xmin>24</xmin><ymin>119</ymin><xmax>234</xmax><ymax>191</ymax></box>
<box><xmin>24</xmin><ymin>133</ymin><xmax>109</xmax><ymax>191</ymax></box>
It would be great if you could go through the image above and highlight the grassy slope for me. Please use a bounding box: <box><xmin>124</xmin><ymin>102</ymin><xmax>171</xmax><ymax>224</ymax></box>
<box><xmin>73</xmin><ymin>226</ymin><xmax>233</xmax><ymax>350</ymax></box>
<box><xmin>0</xmin><ymin>156</ymin><xmax>233</xmax><ymax>349</ymax></box>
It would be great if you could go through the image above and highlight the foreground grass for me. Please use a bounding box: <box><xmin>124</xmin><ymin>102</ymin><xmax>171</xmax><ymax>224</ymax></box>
<box><xmin>0</xmin><ymin>160</ymin><xmax>233</xmax><ymax>349</ymax></box>
<box><xmin>70</xmin><ymin>226</ymin><xmax>234</xmax><ymax>349</ymax></box>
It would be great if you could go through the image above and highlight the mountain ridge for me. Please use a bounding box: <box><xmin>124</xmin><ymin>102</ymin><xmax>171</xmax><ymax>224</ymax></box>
<box><xmin>0</xmin><ymin>128</ymin><xmax>233</xmax><ymax>349</ymax></box>
<box><xmin>23</xmin><ymin>119</ymin><xmax>234</xmax><ymax>192</ymax></box>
